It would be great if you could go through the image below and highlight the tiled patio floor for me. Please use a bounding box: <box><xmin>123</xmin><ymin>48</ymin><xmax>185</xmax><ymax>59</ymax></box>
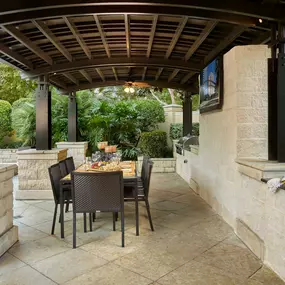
<box><xmin>1</xmin><ymin>173</ymin><xmax>284</xmax><ymax>285</ymax></box>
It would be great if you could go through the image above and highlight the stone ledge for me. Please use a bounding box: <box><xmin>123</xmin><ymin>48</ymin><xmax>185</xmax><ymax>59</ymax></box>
<box><xmin>15</xmin><ymin>190</ymin><xmax>53</xmax><ymax>200</ymax></box>
<box><xmin>0</xmin><ymin>164</ymin><xmax>17</xmax><ymax>174</ymax></box>
<box><xmin>17</xmin><ymin>149</ymin><xmax>67</xmax><ymax>160</ymax></box>
<box><xmin>0</xmin><ymin>226</ymin><xmax>18</xmax><ymax>257</ymax></box>
<box><xmin>236</xmin><ymin>158</ymin><xmax>285</xmax><ymax>181</ymax></box>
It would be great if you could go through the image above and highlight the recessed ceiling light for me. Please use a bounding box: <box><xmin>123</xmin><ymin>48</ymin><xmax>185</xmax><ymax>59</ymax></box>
<box><xmin>259</xmin><ymin>19</ymin><xmax>263</xmax><ymax>23</ymax></box>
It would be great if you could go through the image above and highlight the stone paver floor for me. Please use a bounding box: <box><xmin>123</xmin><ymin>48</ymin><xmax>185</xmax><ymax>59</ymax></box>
<box><xmin>1</xmin><ymin>173</ymin><xmax>284</xmax><ymax>285</ymax></box>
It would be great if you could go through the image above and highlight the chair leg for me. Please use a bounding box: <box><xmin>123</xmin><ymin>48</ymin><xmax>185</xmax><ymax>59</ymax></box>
<box><xmin>115</xmin><ymin>212</ymin><xmax>118</xmax><ymax>221</ymax></box>
<box><xmin>51</xmin><ymin>203</ymin><xmax>58</xmax><ymax>235</ymax></box>
<box><xmin>65</xmin><ymin>199</ymin><xmax>70</xmax><ymax>213</ymax></box>
<box><xmin>121</xmin><ymin>210</ymin><xmax>125</xmax><ymax>247</ymax></box>
<box><xmin>83</xmin><ymin>213</ymin><xmax>87</xmax><ymax>233</ymax></box>
<box><xmin>60</xmin><ymin>190</ymin><xmax>65</xmax><ymax>239</ymax></box>
<box><xmin>89</xmin><ymin>213</ymin><xmax>92</xmax><ymax>232</ymax></box>
<box><xmin>145</xmin><ymin>198</ymin><xmax>154</xmax><ymax>231</ymax></box>
<box><xmin>93</xmin><ymin>212</ymin><xmax>96</xmax><ymax>222</ymax></box>
<box><xmin>113</xmin><ymin>212</ymin><xmax>116</xmax><ymax>231</ymax></box>
<box><xmin>73</xmin><ymin>211</ymin><xmax>76</xmax><ymax>249</ymax></box>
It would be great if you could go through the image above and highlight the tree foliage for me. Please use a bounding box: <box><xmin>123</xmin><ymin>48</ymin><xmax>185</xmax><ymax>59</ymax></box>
<box><xmin>0</xmin><ymin>64</ymin><xmax>37</xmax><ymax>104</ymax></box>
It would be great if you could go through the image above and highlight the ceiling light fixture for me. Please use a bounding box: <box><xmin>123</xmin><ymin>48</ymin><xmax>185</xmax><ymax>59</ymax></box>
<box><xmin>124</xmin><ymin>82</ymin><xmax>135</xmax><ymax>94</ymax></box>
<box><xmin>259</xmin><ymin>19</ymin><xmax>263</xmax><ymax>23</ymax></box>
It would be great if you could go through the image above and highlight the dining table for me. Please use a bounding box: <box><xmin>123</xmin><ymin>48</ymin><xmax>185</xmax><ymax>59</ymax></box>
<box><xmin>59</xmin><ymin>161</ymin><xmax>139</xmax><ymax>238</ymax></box>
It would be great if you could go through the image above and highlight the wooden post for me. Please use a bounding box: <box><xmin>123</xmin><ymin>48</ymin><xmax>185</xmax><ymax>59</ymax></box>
<box><xmin>68</xmin><ymin>92</ymin><xmax>77</xmax><ymax>142</ymax></box>
<box><xmin>36</xmin><ymin>75</ymin><xmax>51</xmax><ymax>150</ymax></box>
<box><xmin>183</xmin><ymin>91</ymin><xmax>192</xmax><ymax>136</ymax></box>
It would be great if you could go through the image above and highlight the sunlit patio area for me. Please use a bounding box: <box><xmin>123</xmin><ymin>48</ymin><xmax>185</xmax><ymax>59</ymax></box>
<box><xmin>0</xmin><ymin>173</ymin><xmax>282</xmax><ymax>285</ymax></box>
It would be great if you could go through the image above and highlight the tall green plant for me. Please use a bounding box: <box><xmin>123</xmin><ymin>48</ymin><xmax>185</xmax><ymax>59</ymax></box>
<box><xmin>11</xmin><ymin>100</ymin><xmax>36</xmax><ymax>146</ymax></box>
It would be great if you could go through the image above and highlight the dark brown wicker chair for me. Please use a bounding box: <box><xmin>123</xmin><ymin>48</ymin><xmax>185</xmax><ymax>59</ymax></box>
<box><xmin>48</xmin><ymin>163</ymin><xmax>73</xmax><ymax>235</ymax></box>
<box><xmin>65</xmin><ymin>157</ymin><xmax>75</xmax><ymax>173</ymax></box>
<box><xmin>71</xmin><ymin>171</ymin><xmax>125</xmax><ymax>248</ymax></box>
<box><xmin>124</xmin><ymin>159</ymin><xmax>154</xmax><ymax>231</ymax></box>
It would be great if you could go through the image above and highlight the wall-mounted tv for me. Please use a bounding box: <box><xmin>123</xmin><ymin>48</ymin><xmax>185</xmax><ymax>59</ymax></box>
<box><xmin>199</xmin><ymin>56</ymin><xmax>224</xmax><ymax>113</ymax></box>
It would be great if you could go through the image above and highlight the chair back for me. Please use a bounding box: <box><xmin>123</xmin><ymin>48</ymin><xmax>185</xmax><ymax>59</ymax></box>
<box><xmin>59</xmin><ymin>160</ymin><xmax>68</xmax><ymax>177</ymax></box>
<box><xmin>141</xmin><ymin>156</ymin><xmax>150</xmax><ymax>182</ymax></box>
<box><xmin>71</xmin><ymin>171</ymin><xmax>124</xmax><ymax>213</ymax></box>
<box><xmin>142</xmin><ymin>160</ymin><xmax>153</xmax><ymax>197</ymax></box>
<box><xmin>65</xmin><ymin>157</ymin><xmax>75</xmax><ymax>173</ymax></box>
<box><xmin>48</xmin><ymin>163</ymin><xmax>61</xmax><ymax>203</ymax></box>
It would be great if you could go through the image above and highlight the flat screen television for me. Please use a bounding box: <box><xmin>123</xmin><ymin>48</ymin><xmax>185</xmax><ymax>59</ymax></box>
<box><xmin>199</xmin><ymin>56</ymin><xmax>224</xmax><ymax>113</ymax></box>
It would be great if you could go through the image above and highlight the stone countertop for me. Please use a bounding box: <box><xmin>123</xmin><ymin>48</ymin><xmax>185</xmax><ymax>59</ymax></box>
<box><xmin>0</xmin><ymin>164</ymin><xmax>17</xmax><ymax>173</ymax></box>
<box><xmin>16</xmin><ymin>148</ymin><xmax>67</xmax><ymax>155</ymax></box>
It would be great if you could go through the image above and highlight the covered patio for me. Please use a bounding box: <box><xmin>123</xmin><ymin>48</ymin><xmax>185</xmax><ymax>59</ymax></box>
<box><xmin>2</xmin><ymin>1</ymin><xmax>285</xmax><ymax>284</ymax></box>
<box><xmin>1</xmin><ymin>173</ymin><xmax>283</xmax><ymax>285</ymax></box>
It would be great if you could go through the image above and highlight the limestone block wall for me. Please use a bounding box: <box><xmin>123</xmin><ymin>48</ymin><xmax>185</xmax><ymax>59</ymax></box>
<box><xmin>56</xmin><ymin>142</ymin><xmax>88</xmax><ymax>168</ymax></box>
<box><xmin>137</xmin><ymin>157</ymin><xmax>176</xmax><ymax>173</ymax></box>
<box><xmin>0</xmin><ymin>164</ymin><xmax>18</xmax><ymax>256</ymax></box>
<box><xmin>16</xmin><ymin>149</ymin><xmax>67</xmax><ymax>200</ymax></box>
<box><xmin>0</xmin><ymin>149</ymin><xmax>18</xmax><ymax>164</ymax></box>
<box><xmin>175</xmin><ymin>45</ymin><xmax>285</xmax><ymax>280</ymax></box>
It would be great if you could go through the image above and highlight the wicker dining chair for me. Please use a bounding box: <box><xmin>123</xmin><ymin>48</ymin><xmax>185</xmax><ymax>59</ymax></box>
<box><xmin>124</xmin><ymin>159</ymin><xmax>154</xmax><ymax>231</ymax></box>
<box><xmin>48</xmin><ymin>163</ymin><xmax>72</xmax><ymax>235</ymax></box>
<box><xmin>65</xmin><ymin>157</ymin><xmax>75</xmax><ymax>173</ymax></box>
<box><xmin>71</xmin><ymin>171</ymin><xmax>125</xmax><ymax>248</ymax></box>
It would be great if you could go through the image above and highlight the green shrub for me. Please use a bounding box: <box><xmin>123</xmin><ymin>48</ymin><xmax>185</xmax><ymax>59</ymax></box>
<box><xmin>192</xmin><ymin>123</ymin><xmax>200</xmax><ymax>136</ymax></box>
<box><xmin>170</xmin><ymin>122</ymin><xmax>200</xmax><ymax>139</ymax></box>
<box><xmin>170</xmin><ymin>123</ymin><xmax>183</xmax><ymax>140</ymax></box>
<box><xmin>138</xmin><ymin>131</ymin><xmax>167</xmax><ymax>158</ymax></box>
<box><xmin>0</xmin><ymin>100</ymin><xmax>12</xmax><ymax>141</ymax></box>
<box><xmin>133</xmin><ymin>100</ymin><xmax>165</xmax><ymax>132</ymax></box>
<box><xmin>0</xmin><ymin>141</ymin><xmax>23</xmax><ymax>149</ymax></box>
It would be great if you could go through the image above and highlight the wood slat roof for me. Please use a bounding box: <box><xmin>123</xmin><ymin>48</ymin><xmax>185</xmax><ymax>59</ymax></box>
<box><xmin>0</xmin><ymin>0</ymin><xmax>282</xmax><ymax>92</ymax></box>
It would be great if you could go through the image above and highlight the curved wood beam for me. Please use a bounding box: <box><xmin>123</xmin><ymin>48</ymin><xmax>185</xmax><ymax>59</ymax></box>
<box><xmin>28</xmin><ymin>57</ymin><xmax>203</xmax><ymax>77</ymax></box>
<box><xmin>1</xmin><ymin>1</ymin><xmax>280</xmax><ymax>26</ymax></box>
<box><xmin>63</xmin><ymin>80</ymin><xmax>198</xmax><ymax>93</ymax></box>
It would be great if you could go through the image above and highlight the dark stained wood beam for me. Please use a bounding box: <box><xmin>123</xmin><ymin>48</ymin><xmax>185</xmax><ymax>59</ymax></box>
<box><xmin>168</xmin><ymin>69</ymin><xmax>179</xmax><ymax>82</ymax></box>
<box><xmin>64</xmin><ymin>80</ymin><xmax>198</xmax><ymax>93</ymax></box>
<box><xmin>63</xmin><ymin>72</ymin><xmax>78</xmax><ymax>85</ymax></box>
<box><xmin>33</xmin><ymin>20</ymin><xmax>72</xmax><ymax>62</ymax></box>
<box><xmin>79</xmin><ymin>69</ymin><xmax>92</xmax><ymax>83</ymax></box>
<box><xmin>155</xmin><ymin>68</ymin><xmax>163</xmax><ymax>81</ymax></box>
<box><xmin>2</xmin><ymin>1</ymin><xmax>280</xmax><ymax>26</ymax></box>
<box><xmin>2</xmin><ymin>25</ymin><xmax>52</xmax><ymax>65</ymax></box>
<box><xmin>49</xmin><ymin>77</ymin><xmax>67</xmax><ymax>90</ymax></box>
<box><xmin>30</xmin><ymin>57</ymin><xmax>203</xmax><ymax>77</ymax></box>
<box><xmin>204</xmin><ymin>25</ymin><xmax>247</xmax><ymax>65</ymax></box>
<box><xmin>184</xmin><ymin>21</ymin><xmax>218</xmax><ymax>61</ymax></box>
<box><xmin>0</xmin><ymin>43</ymin><xmax>33</xmax><ymax>69</ymax></box>
<box><xmin>252</xmin><ymin>31</ymin><xmax>271</xmax><ymax>44</ymax></box>
<box><xmin>112</xmin><ymin>67</ymin><xmax>118</xmax><ymax>81</ymax></box>
<box><xmin>96</xmin><ymin>68</ymin><xmax>105</xmax><ymax>82</ymax></box>
<box><xmin>146</xmin><ymin>15</ymin><xmax>158</xmax><ymax>58</ymax></box>
<box><xmin>63</xmin><ymin>16</ymin><xmax>91</xmax><ymax>60</ymax></box>
<box><xmin>124</xmin><ymin>14</ymin><xmax>131</xmax><ymax>58</ymax></box>
<box><xmin>94</xmin><ymin>15</ymin><xmax>110</xmax><ymax>58</ymax></box>
<box><xmin>165</xmin><ymin>17</ymin><xmax>188</xmax><ymax>59</ymax></box>
<box><xmin>180</xmin><ymin>71</ymin><xmax>197</xmax><ymax>84</ymax></box>
<box><xmin>142</xmin><ymin>67</ymin><xmax>147</xmax><ymax>81</ymax></box>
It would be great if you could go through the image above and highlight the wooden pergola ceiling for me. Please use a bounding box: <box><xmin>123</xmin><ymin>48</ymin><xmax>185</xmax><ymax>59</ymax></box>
<box><xmin>0</xmin><ymin>0</ymin><xmax>281</xmax><ymax>92</ymax></box>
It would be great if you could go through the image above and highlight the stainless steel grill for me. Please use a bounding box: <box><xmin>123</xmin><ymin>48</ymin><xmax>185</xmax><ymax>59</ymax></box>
<box><xmin>175</xmin><ymin>135</ymin><xmax>199</xmax><ymax>155</ymax></box>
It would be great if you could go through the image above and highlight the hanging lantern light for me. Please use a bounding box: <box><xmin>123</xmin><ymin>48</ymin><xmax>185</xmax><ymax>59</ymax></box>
<box><xmin>124</xmin><ymin>87</ymin><xmax>130</xmax><ymax>93</ymax></box>
<box><xmin>129</xmin><ymin>87</ymin><xmax>135</xmax><ymax>93</ymax></box>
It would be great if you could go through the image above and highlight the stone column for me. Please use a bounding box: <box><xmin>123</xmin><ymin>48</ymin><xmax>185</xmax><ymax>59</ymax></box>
<box><xmin>56</xmin><ymin>142</ymin><xmax>88</xmax><ymax>168</ymax></box>
<box><xmin>16</xmin><ymin>149</ymin><xmax>67</xmax><ymax>200</ymax></box>
<box><xmin>0</xmin><ymin>164</ymin><xmax>18</xmax><ymax>256</ymax></box>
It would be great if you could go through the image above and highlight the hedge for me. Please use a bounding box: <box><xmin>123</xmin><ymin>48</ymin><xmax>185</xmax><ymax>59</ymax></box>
<box><xmin>0</xmin><ymin>100</ymin><xmax>12</xmax><ymax>140</ymax></box>
<box><xmin>138</xmin><ymin>130</ymin><xmax>167</xmax><ymax>158</ymax></box>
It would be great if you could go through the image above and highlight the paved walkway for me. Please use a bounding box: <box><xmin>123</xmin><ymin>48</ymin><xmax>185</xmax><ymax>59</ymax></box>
<box><xmin>1</xmin><ymin>173</ymin><xmax>284</xmax><ymax>285</ymax></box>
